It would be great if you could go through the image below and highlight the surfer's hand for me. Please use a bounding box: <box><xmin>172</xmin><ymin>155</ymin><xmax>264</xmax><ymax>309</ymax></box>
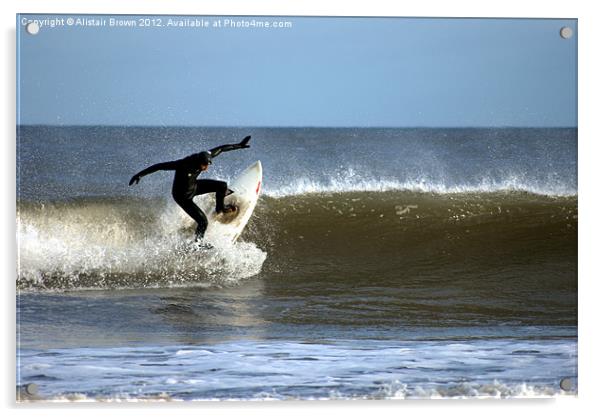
<box><xmin>238</xmin><ymin>136</ymin><xmax>251</xmax><ymax>149</ymax></box>
<box><xmin>129</xmin><ymin>175</ymin><xmax>141</xmax><ymax>186</ymax></box>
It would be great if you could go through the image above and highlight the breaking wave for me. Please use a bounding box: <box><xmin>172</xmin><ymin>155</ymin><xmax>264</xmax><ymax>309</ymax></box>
<box><xmin>17</xmin><ymin>197</ymin><xmax>267</xmax><ymax>291</ymax></box>
<box><xmin>17</xmin><ymin>187</ymin><xmax>576</xmax><ymax>292</ymax></box>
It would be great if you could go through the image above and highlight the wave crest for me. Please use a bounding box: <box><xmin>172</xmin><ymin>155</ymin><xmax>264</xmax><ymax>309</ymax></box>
<box><xmin>263</xmin><ymin>169</ymin><xmax>576</xmax><ymax>198</ymax></box>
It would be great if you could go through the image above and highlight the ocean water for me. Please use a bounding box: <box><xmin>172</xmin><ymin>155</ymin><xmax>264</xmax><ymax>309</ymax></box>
<box><xmin>16</xmin><ymin>126</ymin><xmax>577</xmax><ymax>400</ymax></box>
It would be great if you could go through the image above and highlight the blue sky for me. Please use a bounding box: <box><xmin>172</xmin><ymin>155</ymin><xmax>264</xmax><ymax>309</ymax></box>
<box><xmin>17</xmin><ymin>15</ymin><xmax>577</xmax><ymax>127</ymax></box>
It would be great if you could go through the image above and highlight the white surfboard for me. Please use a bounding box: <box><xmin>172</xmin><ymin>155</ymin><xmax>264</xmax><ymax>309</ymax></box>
<box><xmin>195</xmin><ymin>161</ymin><xmax>262</xmax><ymax>243</ymax></box>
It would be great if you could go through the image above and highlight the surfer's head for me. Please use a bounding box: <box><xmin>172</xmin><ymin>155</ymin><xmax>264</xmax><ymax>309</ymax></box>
<box><xmin>195</xmin><ymin>152</ymin><xmax>212</xmax><ymax>170</ymax></box>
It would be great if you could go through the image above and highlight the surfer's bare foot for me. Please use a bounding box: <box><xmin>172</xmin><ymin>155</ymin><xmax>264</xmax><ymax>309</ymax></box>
<box><xmin>217</xmin><ymin>204</ymin><xmax>237</xmax><ymax>214</ymax></box>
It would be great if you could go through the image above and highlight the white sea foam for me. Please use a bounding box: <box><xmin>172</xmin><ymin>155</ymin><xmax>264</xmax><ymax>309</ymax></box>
<box><xmin>18</xmin><ymin>339</ymin><xmax>577</xmax><ymax>401</ymax></box>
<box><xmin>25</xmin><ymin>381</ymin><xmax>570</xmax><ymax>402</ymax></box>
<box><xmin>17</xmin><ymin>202</ymin><xmax>267</xmax><ymax>291</ymax></box>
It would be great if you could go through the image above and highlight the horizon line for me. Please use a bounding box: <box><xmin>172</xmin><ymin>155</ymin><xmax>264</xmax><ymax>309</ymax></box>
<box><xmin>16</xmin><ymin>124</ymin><xmax>578</xmax><ymax>129</ymax></box>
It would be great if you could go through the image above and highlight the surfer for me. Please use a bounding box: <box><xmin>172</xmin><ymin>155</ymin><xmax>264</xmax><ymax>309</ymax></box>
<box><xmin>129</xmin><ymin>136</ymin><xmax>251</xmax><ymax>241</ymax></box>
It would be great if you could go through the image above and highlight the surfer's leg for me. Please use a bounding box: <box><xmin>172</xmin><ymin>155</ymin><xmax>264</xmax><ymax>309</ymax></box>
<box><xmin>174</xmin><ymin>197</ymin><xmax>208</xmax><ymax>239</ymax></box>
<box><xmin>195</xmin><ymin>179</ymin><xmax>229</xmax><ymax>212</ymax></box>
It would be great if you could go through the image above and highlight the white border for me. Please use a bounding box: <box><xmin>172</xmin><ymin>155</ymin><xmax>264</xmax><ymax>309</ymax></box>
<box><xmin>3</xmin><ymin>1</ymin><xmax>600</xmax><ymax>417</ymax></box>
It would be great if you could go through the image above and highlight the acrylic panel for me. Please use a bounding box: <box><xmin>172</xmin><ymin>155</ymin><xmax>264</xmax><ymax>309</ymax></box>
<box><xmin>16</xmin><ymin>14</ymin><xmax>577</xmax><ymax>401</ymax></box>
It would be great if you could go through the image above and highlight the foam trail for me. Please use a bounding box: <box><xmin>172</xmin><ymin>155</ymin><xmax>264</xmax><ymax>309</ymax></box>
<box><xmin>17</xmin><ymin>200</ymin><xmax>267</xmax><ymax>291</ymax></box>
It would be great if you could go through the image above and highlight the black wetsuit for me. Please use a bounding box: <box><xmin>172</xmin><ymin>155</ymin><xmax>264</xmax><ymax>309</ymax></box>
<box><xmin>130</xmin><ymin>138</ymin><xmax>250</xmax><ymax>239</ymax></box>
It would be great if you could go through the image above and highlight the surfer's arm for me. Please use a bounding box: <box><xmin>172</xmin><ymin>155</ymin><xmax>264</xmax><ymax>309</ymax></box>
<box><xmin>129</xmin><ymin>161</ymin><xmax>179</xmax><ymax>186</ymax></box>
<box><xmin>209</xmin><ymin>136</ymin><xmax>251</xmax><ymax>158</ymax></box>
